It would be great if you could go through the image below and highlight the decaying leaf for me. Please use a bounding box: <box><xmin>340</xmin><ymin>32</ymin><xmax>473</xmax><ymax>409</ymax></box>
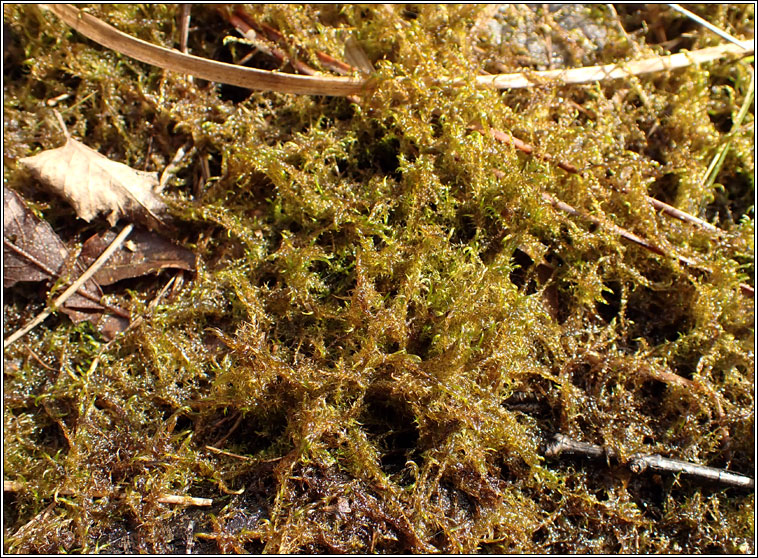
<box><xmin>79</xmin><ymin>228</ymin><xmax>196</xmax><ymax>285</ymax></box>
<box><xmin>3</xmin><ymin>186</ymin><xmax>101</xmax><ymax>306</ymax></box>
<box><xmin>3</xmin><ymin>187</ymin><xmax>69</xmax><ymax>287</ymax></box>
<box><xmin>19</xmin><ymin>137</ymin><xmax>165</xmax><ymax>228</ymax></box>
<box><xmin>3</xmin><ymin>187</ymin><xmax>129</xmax><ymax>336</ymax></box>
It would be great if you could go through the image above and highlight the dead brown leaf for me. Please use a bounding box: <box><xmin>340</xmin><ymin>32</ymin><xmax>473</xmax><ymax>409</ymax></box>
<box><xmin>4</xmin><ymin>187</ymin><xmax>69</xmax><ymax>287</ymax></box>
<box><xmin>19</xmin><ymin>137</ymin><xmax>165</xmax><ymax>228</ymax></box>
<box><xmin>4</xmin><ymin>187</ymin><xmax>102</xmax><ymax>306</ymax></box>
<box><xmin>79</xmin><ymin>228</ymin><xmax>196</xmax><ymax>286</ymax></box>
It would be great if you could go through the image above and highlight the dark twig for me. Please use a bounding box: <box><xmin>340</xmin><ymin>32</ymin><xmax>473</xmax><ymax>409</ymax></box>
<box><xmin>211</xmin><ymin>411</ymin><xmax>244</xmax><ymax>449</ymax></box>
<box><xmin>478</xmin><ymin>125</ymin><xmax>579</xmax><ymax>174</ymax></box>
<box><xmin>544</xmin><ymin>190</ymin><xmax>753</xmax><ymax>298</ymax></box>
<box><xmin>545</xmin><ymin>433</ymin><xmax>754</xmax><ymax>490</ymax></box>
<box><xmin>229</xmin><ymin>9</ymin><xmax>319</xmax><ymax>76</ymax></box>
<box><xmin>228</xmin><ymin>7</ymin><xmax>363</xmax><ymax>104</ymax></box>
<box><xmin>484</xmin><ymin>126</ymin><xmax>752</xmax><ymax>296</ymax></box>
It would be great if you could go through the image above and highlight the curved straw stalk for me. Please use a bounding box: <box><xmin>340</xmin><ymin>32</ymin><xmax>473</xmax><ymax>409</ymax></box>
<box><xmin>44</xmin><ymin>4</ymin><xmax>366</xmax><ymax>96</ymax></box>
<box><xmin>45</xmin><ymin>4</ymin><xmax>753</xmax><ymax>97</ymax></box>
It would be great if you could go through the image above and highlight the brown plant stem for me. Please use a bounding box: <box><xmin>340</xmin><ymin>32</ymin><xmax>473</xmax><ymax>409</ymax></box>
<box><xmin>482</xmin><ymin>124</ymin><xmax>728</xmax><ymax>236</ymax></box>
<box><xmin>44</xmin><ymin>4</ymin><xmax>366</xmax><ymax>96</ymax></box>
<box><xmin>540</xmin><ymin>191</ymin><xmax>698</xmax><ymax>266</ymax></box>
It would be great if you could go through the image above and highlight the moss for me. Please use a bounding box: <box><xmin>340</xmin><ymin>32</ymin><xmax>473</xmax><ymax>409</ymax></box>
<box><xmin>3</xmin><ymin>4</ymin><xmax>754</xmax><ymax>553</ymax></box>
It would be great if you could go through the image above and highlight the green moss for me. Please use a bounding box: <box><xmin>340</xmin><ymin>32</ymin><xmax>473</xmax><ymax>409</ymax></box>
<box><xmin>3</xmin><ymin>4</ymin><xmax>754</xmax><ymax>553</ymax></box>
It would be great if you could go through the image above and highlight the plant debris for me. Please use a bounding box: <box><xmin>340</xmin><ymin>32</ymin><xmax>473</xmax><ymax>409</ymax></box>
<box><xmin>3</xmin><ymin>187</ymin><xmax>127</xmax><ymax>335</ymax></box>
<box><xmin>78</xmin><ymin>228</ymin><xmax>195</xmax><ymax>286</ymax></box>
<box><xmin>19</xmin><ymin>136</ymin><xmax>165</xmax><ymax>228</ymax></box>
<box><xmin>4</xmin><ymin>187</ymin><xmax>79</xmax><ymax>289</ymax></box>
<box><xmin>545</xmin><ymin>433</ymin><xmax>755</xmax><ymax>490</ymax></box>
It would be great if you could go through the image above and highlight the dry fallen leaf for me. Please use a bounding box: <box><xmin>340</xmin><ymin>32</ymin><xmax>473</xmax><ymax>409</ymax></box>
<box><xmin>19</xmin><ymin>137</ymin><xmax>165</xmax><ymax>228</ymax></box>
<box><xmin>3</xmin><ymin>186</ymin><xmax>69</xmax><ymax>287</ymax></box>
<box><xmin>79</xmin><ymin>227</ymin><xmax>196</xmax><ymax>285</ymax></box>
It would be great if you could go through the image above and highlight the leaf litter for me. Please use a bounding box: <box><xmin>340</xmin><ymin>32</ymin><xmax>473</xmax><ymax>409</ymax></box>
<box><xmin>78</xmin><ymin>228</ymin><xmax>196</xmax><ymax>286</ymax></box>
<box><xmin>19</xmin><ymin>134</ymin><xmax>166</xmax><ymax>229</ymax></box>
<box><xmin>5</xmin><ymin>117</ymin><xmax>194</xmax><ymax>341</ymax></box>
<box><xmin>3</xmin><ymin>187</ymin><xmax>73</xmax><ymax>288</ymax></box>
<box><xmin>4</xmin><ymin>187</ymin><xmax>112</xmax><ymax>319</ymax></box>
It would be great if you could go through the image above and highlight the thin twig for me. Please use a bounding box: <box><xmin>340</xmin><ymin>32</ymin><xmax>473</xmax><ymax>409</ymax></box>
<box><xmin>540</xmin><ymin>192</ymin><xmax>698</xmax><ymax>266</ymax></box>
<box><xmin>178</xmin><ymin>5</ymin><xmax>191</xmax><ymax>54</ymax></box>
<box><xmin>606</xmin><ymin>4</ymin><xmax>636</xmax><ymax>51</ymax></box>
<box><xmin>159</xmin><ymin>142</ymin><xmax>192</xmax><ymax>190</ymax></box>
<box><xmin>156</xmin><ymin>494</ymin><xmax>212</xmax><ymax>506</ymax></box>
<box><xmin>545</xmin><ymin>433</ymin><xmax>754</xmax><ymax>490</ymax></box>
<box><xmin>482</xmin><ymin>125</ymin><xmax>728</xmax><ymax>237</ymax></box>
<box><xmin>4</xmin><ymin>224</ymin><xmax>134</xmax><ymax>349</ymax></box>
<box><xmin>487</xmin><ymin>132</ymin><xmax>752</xmax><ymax>296</ymax></box>
<box><xmin>53</xmin><ymin>109</ymin><xmax>70</xmax><ymax>139</ymax></box>
<box><xmin>549</xmin><ymin>193</ymin><xmax>754</xmax><ymax>299</ymax></box>
<box><xmin>667</xmin><ymin>4</ymin><xmax>749</xmax><ymax>50</ymax></box>
<box><xmin>315</xmin><ymin>51</ymin><xmax>356</xmax><ymax>75</ymax></box>
<box><xmin>627</xmin><ymin>454</ymin><xmax>754</xmax><ymax>488</ymax></box>
<box><xmin>495</xmin><ymin>168</ymin><xmax>687</xmax><ymax>263</ymax></box>
<box><xmin>647</xmin><ymin>197</ymin><xmax>722</xmax><ymax>234</ymax></box>
<box><xmin>178</xmin><ymin>5</ymin><xmax>193</xmax><ymax>85</ymax></box>
<box><xmin>4</xmin><ymin>238</ymin><xmax>66</xmax><ymax>279</ymax></box>
<box><xmin>206</xmin><ymin>445</ymin><xmax>282</xmax><ymax>463</ymax></box>
<box><xmin>479</xmin><ymin>126</ymin><xmax>579</xmax><ymax>173</ymax></box>
<box><xmin>227</xmin><ymin>15</ymin><xmax>294</xmax><ymax>70</ymax></box>
<box><xmin>206</xmin><ymin>445</ymin><xmax>252</xmax><ymax>461</ymax></box>
<box><xmin>211</xmin><ymin>412</ymin><xmax>244</xmax><ymax>448</ymax></box>
<box><xmin>23</xmin><ymin>343</ymin><xmax>57</xmax><ymax>371</ymax></box>
<box><xmin>229</xmin><ymin>8</ymin><xmax>363</xmax><ymax>104</ymax></box>
<box><xmin>229</xmin><ymin>9</ymin><xmax>320</xmax><ymax>76</ymax></box>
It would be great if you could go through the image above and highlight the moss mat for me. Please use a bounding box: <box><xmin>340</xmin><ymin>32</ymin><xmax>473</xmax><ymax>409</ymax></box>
<box><xmin>3</xmin><ymin>4</ymin><xmax>754</xmax><ymax>553</ymax></box>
